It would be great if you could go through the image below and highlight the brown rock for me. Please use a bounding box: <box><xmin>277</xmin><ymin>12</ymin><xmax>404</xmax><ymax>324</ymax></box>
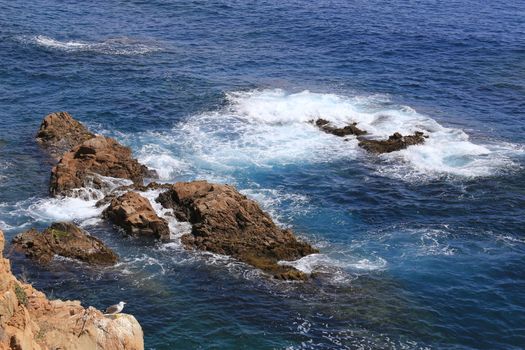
<box><xmin>314</xmin><ymin>118</ymin><xmax>367</xmax><ymax>137</ymax></box>
<box><xmin>0</xmin><ymin>230</ymin><xmax>144</xmax><ymax>350</ymax></box>
<box><xmin>36</xmin><ymin>112</ymin><xmax>95</xmax><ymax>160</ymax></box>
<box><xmin>103</xmin><ymin>191</ymin><xmax>170</xmax><ymax>240</ymax></box>
<box><xmin>358</xmin><ymin>131</ymin><xmax>426</xmax><ymax>154</ymax></box>
<box><xmin>50</xmin><ymin>135</ymin><xmax>156</xmax><ymax>196</ymax></box>
<box><xmin>156</xmin><ymin>181</ymin><xmax>318</xmax><ymax>280</ymax></box>
<box><xmin>12</xmin><ymin>222</ymin><xmax>118</xmax><ymax>266</ymax></box>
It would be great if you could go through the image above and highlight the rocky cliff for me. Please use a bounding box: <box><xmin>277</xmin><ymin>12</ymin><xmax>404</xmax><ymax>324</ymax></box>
<box><xmin>0</xmin><ymin>230</ymin><xmax>143</xmax><ymax>350</ymax></box>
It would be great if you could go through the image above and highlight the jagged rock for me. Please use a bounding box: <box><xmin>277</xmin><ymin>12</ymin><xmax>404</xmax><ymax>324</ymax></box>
<box><xmin>95</xmin><ymin>182</ymin><xmax>173</xmax><ymax>208</ymax></box>
<box><xmin>0</xmin><ymin>230</ymin><xmax>144</xmax><ymax>350</ymax></box>
<box><xmin>314</xmin><ymin>118</ymin><xmax>367</xmax><ymax>137</ymax></box>
<box><xmin>36</xmin><ymin>112</ymin><xmax>95</xmax><ymax>160</ymax></box>
<box><xmin>12</xmin><ymin>222</ymin><xmax>118</xmax><ymax>266</ymax></box>
<box><xmin>358</xmin><ymin>131</ymin><xmax>426</xmax><ymax>154</ymax></box>
<box><xmin>50</xmin><ymin>135</ymin><xmax>156</xmax><ymax>196</ymax></box>
<box><xmin>103</xmin><ymin>191</ymin><xmax>170</xmax><ymax>241</ymax></box>
<box><xmin>156</xmin><ymin>181</ymin><xmax>318</xmax><ymax>280</ymax></box>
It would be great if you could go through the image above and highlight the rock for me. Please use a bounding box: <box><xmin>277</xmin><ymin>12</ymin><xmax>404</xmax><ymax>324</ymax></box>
<box><xmin>358</xmin><ymin>131</ymin><xmax>426</xmax><ymax>154</ymax></box>
<box><xmin>314</xmin><ymin>118</ymin><xmax>367</xmax><ymax>137</ymax></box>
<box><xmin>103</xmin><ymin>191</ymin><xmax>170</xmax><ymax>241</ymax></box>
<box><xmin>50</xmin><ymin>135</ymin><xmax>156</xmax><ymax>196</ymax></box>
<box><xmin>156</xmin><ymin>181</ymin><xmax>318</xmax><ymax>280</ymax></box>
<box><xmin>12</xmin><ymin>222</ymin><xmax>118</xmax><ymax>266</ymax></box>
<box><xmin>0</xmin><ymin>230</ymin><xmax>144</xmax><ymax>350</ymax></box>
<box><xmin>36</xmin><ymin>112</ymin><xmax>95</xmax><ymax>160</ymax></box>
<box><xmin>95</xmin><ymin>182</ymin><xmax>173</xmax><ymax>208</ymax></box>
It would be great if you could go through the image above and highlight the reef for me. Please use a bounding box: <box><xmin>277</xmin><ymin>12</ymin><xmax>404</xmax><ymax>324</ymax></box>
<box><xmin>358</xmin><ymin>131</ymin><xmax>427</xmax><ymax>154</ymax></box>
<box><xmin>103</xmin><ymin>191</ymin><xmax>170</xmax><ymax>241</ymax></box>
<box><xmin>312</xmin><ymin>118</ymin><xmax>426</xmax><ymax>153</ymax></box>
<box><xmin>314</xmin><ymin>118</ymin><xmax>367</xmax><ymax>137</ymax></box>
<box><xmin>12</xmin><ymin>222</ymin><xmax>118</xmax><ymax>266</ymax></box>
<box><xmin>50</xmin><ymin>135</ymin><xmax>156</xmax><ymax>197</ymax></box>
<box><xmin>156</xmin><ymin>180</ymin><xmax>318</xmax><ymax>280</ymax></box>
<box><xmin>36</xmin><ymin>112</ymin><xmax>95</xmax><ymax>160</ymax></box>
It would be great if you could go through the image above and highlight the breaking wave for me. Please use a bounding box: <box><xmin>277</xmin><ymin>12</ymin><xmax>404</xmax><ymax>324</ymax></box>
<box><xmin>135</xmin><ymin>89</ymin><xmax>522</xmax><ymax>182</ymax></box>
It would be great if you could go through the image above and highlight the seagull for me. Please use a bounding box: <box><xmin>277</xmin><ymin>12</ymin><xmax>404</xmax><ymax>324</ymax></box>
<box><xmin>104</xmin><ymin>301</ymin><xmax>126</xmax><ymax>317</ymax></box>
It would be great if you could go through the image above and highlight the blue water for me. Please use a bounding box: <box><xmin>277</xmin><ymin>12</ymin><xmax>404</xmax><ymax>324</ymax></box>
<box><xmin>1</xmin><ymin>1</ymin><xmax>525</xmax><ymax>349</ymax></box>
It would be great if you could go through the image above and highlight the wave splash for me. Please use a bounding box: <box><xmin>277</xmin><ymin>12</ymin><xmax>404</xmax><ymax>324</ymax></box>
<box><xmin>23</xmin><ymin>35</ymin><xmax>162</xmax><ymax>55</ymax></box>
<box><xmin>226</xmin><ymin>89</ymin><xmax>522</xmax><ymax>179</ymax></box>
<box><xmin>132</xmin><ymin>89</ymin><xmax>523</xmax><ymax>182</ymax></box>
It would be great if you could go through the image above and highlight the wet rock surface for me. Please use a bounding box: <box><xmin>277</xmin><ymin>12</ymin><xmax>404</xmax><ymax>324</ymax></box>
<box><xmin>36</xmin><ymin>112</ymin><xmax>95</xmax><ymax>160</ymax></box>
<box><xmin>156</xmin><ymin>181</ymin><xmax>318</xmax><ymax>280</ymax></box>
<box><xmin>103</xmin><ymin>191</ymin><xmax>170</xmax><ymax>241</ymax></box>
<box><xmin>358</xmin><ymin>132</ymin><xmax>426</xmax><ymax>154</ymax></box>
<box><xmin>50</xmin><ymin>135</ymin><xmax>156</xmax><ymax>196</ymax></box>
<box><xmin>12</xmin><ymin>222</ymin><xmax>118</xmax><ymax>266</ymax></box>
<box><xmin>314</xmin><ymin>118</ymin><xmax>367</xmax><ymax>137</ymax></box>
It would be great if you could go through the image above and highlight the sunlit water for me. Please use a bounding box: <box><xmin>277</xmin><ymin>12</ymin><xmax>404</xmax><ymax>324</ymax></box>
<box><xmin>0</xmin><ymin>1</ymin><xmax>524</xmax><ymax>349</ymax></box>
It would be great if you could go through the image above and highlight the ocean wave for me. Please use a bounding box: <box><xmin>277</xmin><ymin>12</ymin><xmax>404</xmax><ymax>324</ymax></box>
<box><xmin>21</xmin><ymin>35</ymin><xmax>162</xmax><ymax>55</ymax></box>
<box><xmin>0</xmin><ymin>175</ymin><xmax>132</xmax><ymax>229</ymax></box>
<box><xmin>129</xmin><ymin>88</ymin><xmax>522</xmax><ymax>182</ymax></box>
<box><xmin>226</xmin><ymin>89</ymin><xmax>522</xmax><ymax>179</ymax></box>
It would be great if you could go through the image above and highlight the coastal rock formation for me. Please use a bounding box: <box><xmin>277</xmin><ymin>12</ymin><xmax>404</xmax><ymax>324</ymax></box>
<box><xmin>103</xmin><ymin>191</ymin><xmax>170</xmax><ymax>241</ymax></box>
<box><xmin>12</xmin><ymin>222</ymin><xmax>118</xmax><ymax>266</ymax></box>
<box><xmin>36</xmin><ymin>112</ymin><xmax>95</xmax><ymax>160</ymax></box>
<box><xmin>156</xmin><ymin>181</ymin><xmax>318</xmax><ymax>280</ymax></box>
<box><xmin>0</xmin><ymin>230</ymin><xmax>144</xmax><ymax>350</ymax></box>
<box><xmin>50</xmin><ymin>135</ymin><xmax>156</xmax><ymax>196</ymax></box>
<box><xmin>314</xmin><ymin>118</ymin><xmax>367</xmax><ymax>137</ymax></box>
<box><xmin>358</xmin><ymin>131</ymin><xmax>426</xmax><ymax>154</ymax></box>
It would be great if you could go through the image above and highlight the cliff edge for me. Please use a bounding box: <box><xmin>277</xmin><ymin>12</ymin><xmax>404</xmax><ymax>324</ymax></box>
<box><xmin>0</xmin><ymin>230</ymin><xmax>144</xmax><ymax>350</ymax></box>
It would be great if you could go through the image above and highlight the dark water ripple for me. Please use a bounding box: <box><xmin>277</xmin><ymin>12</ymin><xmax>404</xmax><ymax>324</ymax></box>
<box><xmin>1</xmin><ymin>0</ymin><xmax>525</xmax><ymax>349</ymax></box>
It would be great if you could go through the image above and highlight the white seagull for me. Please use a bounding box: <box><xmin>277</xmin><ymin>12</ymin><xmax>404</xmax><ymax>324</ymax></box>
<box><xmin>105</xmin><ymin>301</ymin><xmax>126</xmax><ymax>316</ymax></box>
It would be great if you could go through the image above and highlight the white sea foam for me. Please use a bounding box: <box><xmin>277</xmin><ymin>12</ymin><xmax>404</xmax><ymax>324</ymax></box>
<box><xmin>137</xmin><ymin>145</ymin><xmax>190</xmax><ymax>180</ymax></box>
<box><xmin>140</xmin><ymin>189</ymin><xmax>192</xmax><ymax>242</ymax></box>
<box><xmin>25</xmin><ymin>196</ymin><xmax>102</xmax><ymax>223</ymax></box>
<box><xmin>279</xmin><ymin>253</ymin><xmax>387</xmax><ymax>274</ymax></box>
<box><xmin>225</xmin><ymin>89</ymin><xmax>522</xmax><ymax>179</ymax></box>
<box><xmin>132</xmin><ymin>88</ymin><xmax>521</xmax><ymax>182</ymax></box>
<box><xmin>23</xmin><ymin>35</ymin><xmax>162</xmax><ymax>55</ymax></box>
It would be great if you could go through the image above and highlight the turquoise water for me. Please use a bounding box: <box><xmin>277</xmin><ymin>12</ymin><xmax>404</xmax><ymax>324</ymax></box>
<box><xmin>0</xmin><ymin>1</ymin><xmax>524</xmax><ymax>349</ymax></box>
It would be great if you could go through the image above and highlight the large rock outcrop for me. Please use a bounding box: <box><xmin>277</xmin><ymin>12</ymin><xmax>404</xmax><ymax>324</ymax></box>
<box><xmin>103</xmin><ymin>192</ymin><xmax>170</xmax><ymax>241</ymax></box>
<box><xmin>12</xmin><ymin>222</ymin><xmax>118</xmax><ymax>266</ymax></box>
<box><xmin>0</xmin><ymin>230</ymin><xmax>144</xmax><ymax>350</ymax></box>
<box><xmin>156</xmin><ymin>181</ymin><xmax>318</xmax><ymax>280</ymax></box>
<box><xmin>358</xmin><ymin>132</ymin><xmax>426</xmax><ymax>154</ymax></box>
<box><xmin>50</xmin><ymin>135</ymin><xmax>155</xmax><ymax>196</ymax></box>
<box><xmin>36</xmin><ymin>112</ymin><xmax>95</xmax><ymax>160</ymax></box>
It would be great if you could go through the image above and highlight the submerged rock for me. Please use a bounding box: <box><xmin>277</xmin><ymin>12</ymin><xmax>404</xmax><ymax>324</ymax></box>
<box><xmin>156</xmin><ymin>180</ymin><xmax>318</xmax><ymax>280</ymax></box>
<box><xmin>50</xmin><ymin>135</ymin><xmax>156</xmax><ymax>196</ymax></box>
<box><xmin>358</xmin><ymin>131</ymin><xmax>426</xmax><ymax>154</ymax></box>
<box><xmin>103</xmin><ymin>191</ymin><xmax>170</xmax><ymax>241</ymax></box>
<box><xmin>12</xmin><ymin>222</ymin><xmax>118</xmax><ymax>265</ymax></box>
<box><xmin>0</xmin><ymin>230</ymin><xmax>144</xmax><ymax>350</ymax></box>
<box><xmin>314</xmin><ymin>118</ymin><xmax>367</xmax><ymax>137</ymax></box>
<box><xmin>36</xmin><ymin>112</ymin><xmax>95</xmax><ymax>160</ymax></box>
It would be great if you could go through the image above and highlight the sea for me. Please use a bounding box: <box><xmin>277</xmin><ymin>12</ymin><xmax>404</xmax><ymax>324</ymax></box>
<box><xmin>0</xmin><ymin>1</ymin><xmax>524</xmax><ymax>349</ymax></box>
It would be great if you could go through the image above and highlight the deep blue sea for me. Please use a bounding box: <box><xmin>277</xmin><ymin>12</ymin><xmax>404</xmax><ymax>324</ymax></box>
<box><xmin>1</xmin><ymin>1</ymin><xmax>524</xmax><ymax>349</ymax></box>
